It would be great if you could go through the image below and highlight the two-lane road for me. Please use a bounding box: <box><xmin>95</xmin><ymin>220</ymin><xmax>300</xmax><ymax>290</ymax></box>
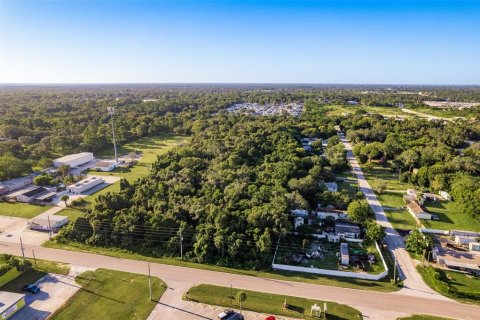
<box><xmin>339</xmin><ymin>134</ymin><xmax>441</xmax><ymax>299</ymax></box>
<box><xmin>0</xmin><ymin>241</ymin><xmax>479</xmax><ymax>319</ymax></box>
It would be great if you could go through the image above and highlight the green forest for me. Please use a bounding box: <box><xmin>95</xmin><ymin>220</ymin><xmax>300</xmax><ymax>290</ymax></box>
<box><xmin>1</xmin><ymin>85</ymin><xmax>479</xmax><ymax>268</ymax></box>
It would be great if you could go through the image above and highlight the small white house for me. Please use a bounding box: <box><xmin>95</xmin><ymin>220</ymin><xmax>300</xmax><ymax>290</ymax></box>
<box><xmin>315</xmin><ymin>208</ymin><xmax>348</xmax><ymax>220</ymax></box>
<box><xmin>291</xmin><ymin>209</ymin><xmax>309</xmax><ymax>217</ymax></box>
<box><xmin>340</xmin><ymin>242</ymin><xmax>349</xmax><ymax>265</ymax></box>
<box><xmin>93</xmin><ymin>160</ymin><xmax>118</xmax><ymax>172</ymax></box>
<box><xmin>28</xmin><ymin>215</ymin><xmax>69</xmax><ymax>232</ymax></box>
<box><xmin>406</xmin><ymin>201</ymin><xmax>431</xmax><ymax>220</ymax></box>
<box><xmin>335</xmin><ymin>222</ymin><xmax>361</xmax><ymax>239</ymax></box>
<box><xmin>439</xmin><ymin>191</ymin><xmax>452</xmax><ymax>201</ymax></box>
<box><xmin>324</xmin><ymin>182</ymin><xmax>338</xmax><ymax>192</ymax></box>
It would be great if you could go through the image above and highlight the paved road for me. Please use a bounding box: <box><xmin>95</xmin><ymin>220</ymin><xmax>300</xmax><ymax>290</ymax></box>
<box><xmin>338</xmin><ymin>134</ymin><xmax>441</xmax><ymax>299</ymax></box>
<box><xmin>0</xmin><ymin>242</ymin><xmax>479</xmax><ymax>320</ymax></box>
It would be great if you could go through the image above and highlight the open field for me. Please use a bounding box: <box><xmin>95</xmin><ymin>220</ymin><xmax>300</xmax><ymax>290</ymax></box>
<box><xmin>417</xmin><ymin>266</ymin><xmax>480</xmax><ymax>305</ymax></box>
<box><xmin>90</xmin><ymin>134</ymin><xmax>188</xmax><ymax>182</ymax></box>
<box><xmin>185</xmin><ymin>284</ymin><xmax>362</xmax><ymax>320</ymax></box>
<box><xmin>50</xmin><ymin>269</ymin><xmax>166</xmax><ymax>320</ymax></box>
<box><xmin>324</xmin><ymin>105</ymin><xmax>411</xmax><ymax>118</ymax></box>
<box><xmin>0</xmin><ymin>202</ymin><xmax>51</xmax><ymax>219</ymax></box>
<box><xmin>422</xmin><ymin>201</ymin><xmax>480</xmax><ymax>232</ymax></box>
<box><xmin>43</xmin><ymin>241</ymin><xmax>400</xmax><ymax>292</ymax></box>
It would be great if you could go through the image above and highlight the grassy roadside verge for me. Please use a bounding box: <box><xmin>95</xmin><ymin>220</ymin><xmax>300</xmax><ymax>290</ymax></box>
<box><xmin>43</xmin><ymin>240</ymin><xmax>400</xmax><ymax>292</ymax></box>
<box><xmin>397</xmin><ymin>315</ymin><xmax>454</xmax><ymax>320</ymax></box>
<box><xmin>185</xmin><ymin>284</ymin><xmax>362</xmax><ymax>319</ymax></box>
<box><xmin>0</xmin><ymin>202</ymin><xmax>52</xmax><ymax>219</ymax></box>
<box><xmin>417</xmin><ymin>266</ymin><xmax>480</xmax><ymax>305</ymax></box>
<box><xmin>0</xmin><ymin>258</ymin><xmax>70</xmax><ymax>292</ymax></box>
<box><xmin>50</xmin><ymin>269</ymin><xmax>166</xmax><ymax>320</ymax></box>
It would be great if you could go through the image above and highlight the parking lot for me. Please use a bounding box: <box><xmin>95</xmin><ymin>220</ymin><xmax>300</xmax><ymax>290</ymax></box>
<box><xmin>10</xmin><ymin>266</ymin><xmax>92</xmax><ymax>320</ymax></box>
<box><xmin>0</xmin><ymin>216</ymin><xmax>50</xmax><ymax>245</ymax></box>
<box><xmin>167</xmin><ymin>300</ymin><xmax>300</xmax><ymax>320</ymax></box>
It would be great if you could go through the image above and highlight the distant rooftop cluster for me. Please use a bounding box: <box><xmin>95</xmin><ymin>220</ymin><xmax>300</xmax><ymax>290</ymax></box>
<box><xmin>226</xmin><ymin>102</ymin><xmax>303</xmax><ymax>117</ymax></box>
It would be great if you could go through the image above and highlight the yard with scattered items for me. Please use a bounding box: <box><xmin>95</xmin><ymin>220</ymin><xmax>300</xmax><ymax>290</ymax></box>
<box><xmin>0</xmin><ymin>202</ymin><xmax>51</xmax><ymax>219</ymax></box>
<box><xmin>50</xmin><ymin>269</ymin><xmax>166</xmax><ymax>320</ymax></box>
<box><xmin>274</xmin><ymin>238</ymin><xmax>385</xmax><ymax>275</ymax></box>
<box><xmin>185</xmin><ymin>284</ymin><xmax>362</xmax><ymax>320</ymax></box>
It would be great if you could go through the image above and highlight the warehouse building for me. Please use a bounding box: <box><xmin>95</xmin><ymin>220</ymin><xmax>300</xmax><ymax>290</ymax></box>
<box><xmin>0</xmin><ymin>175</ymin><xmax>36</xmax><ymax>195</ymax></box>
<box><xmin>28</xmin><ymin>215</ymin><xmax>69</xmax><ymax>232</ymax></box>
<box><xmin>67</xmin><ymin>176</ymin><xmax>104</xmax><ymax>194</ymax></box>
<box><xmin>53</xmin><ymin>152</ymin><xmax>94</xmax><ymax>168</ymax></box>
<box><xmin>0</xmin><ymin>291</ymin><xmax>26</xmax><ymax>320</ymax></box>
<box><xmin>6</xmin><ymin>186</ymin><xmax>56</xmax><ymax>203</ymax></box>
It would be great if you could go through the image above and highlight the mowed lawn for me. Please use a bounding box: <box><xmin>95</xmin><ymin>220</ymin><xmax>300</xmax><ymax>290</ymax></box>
<box><xmin>186</xmin><ymin>284</ymin><xmax>362</xmax><ymax>320</ymax></box>
<box><xmin>422</xmin><ymin>201</ymin><xmax>480</xmax><ymax>232</ymax></box>
<box><xmin>55</xmin><ymin>208</ymin><xmax>85</xmax><ymax>222</ymax></box>
<box><xmin>397</xmin><ymin>316</ymin><xmax>454</xmax><ymax>320</ymax></box>
<box><xmin>0</xmin><ymin>202</ymin><xmax>50</xmax><ymax>219</ymax></box>
<box><xmin>90</xmin><ymin>134</ymin><xmax>188</xmax><ymax>182</ymax></box>
<box><xmin>51</xmin><ymin>269</ymin><xmax>166</xmax><ymax>320</ymax></box>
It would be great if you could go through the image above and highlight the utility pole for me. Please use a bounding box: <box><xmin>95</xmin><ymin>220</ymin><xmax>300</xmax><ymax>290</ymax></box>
<box><xmin>179</xmin><ymin>232</ymin><xmax>183</xmax><ymax>259</ymax></box>
<box><xmin>47</xmin><ymin>216</ymin><xmax>52</xmax><ymax>240</ymax></box>
<box><xmin>393</xmin><ymin>256</ymin><xmax>397</xmax><ymax>284</ymax></box>
<box><xmin>20</xmin><ymin>237</ymin><xmax>25</xmax><ymax>260</ymax></box>
<box><xmin>107</xmin><ymin>107</ymin><xmax>118</xmax><ymax>163</ymax></box>
<box><xmin>32</xmin><ymin>249</ymin><xmax>37</xmax><ymax>268</ymax></box>
<box><xmin>148</xmin><ymin>263</ymin><xmax>152</xmax><ymax>301</ymax></box>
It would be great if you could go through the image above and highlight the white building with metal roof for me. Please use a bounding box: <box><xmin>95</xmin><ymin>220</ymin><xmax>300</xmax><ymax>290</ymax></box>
<box><xmin>53</xmin><ymin>152</ymin><xmax>94</xmax><ymax>168</ymax></box>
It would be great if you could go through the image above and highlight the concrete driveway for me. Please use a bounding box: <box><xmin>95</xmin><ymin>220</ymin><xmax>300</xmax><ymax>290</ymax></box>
<box><xmin>0</xmin><ymin>216</ymin><xmax>50</xmax><ymax>245</ymax></box>
<box><xmin>9</xmin><ymin>267</ymin><xmax>88</xmax><ymax>320</ymax></box>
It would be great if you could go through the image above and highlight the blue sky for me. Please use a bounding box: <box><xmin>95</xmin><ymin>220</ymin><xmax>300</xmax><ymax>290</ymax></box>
<box><xmin>0</xmin><ymin>0</ymin><xmax>479</xmax><ymax>84</ymax></box>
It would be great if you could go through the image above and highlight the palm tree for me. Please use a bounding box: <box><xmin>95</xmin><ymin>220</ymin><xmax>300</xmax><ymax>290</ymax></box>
<box><xmin>61</xmin><ymin>194</ymin><xmax>69</xmax><ymax>207</ymax></box>
<box><xmin>237</xmin><ymin>291</ymin><xmax>247</xmax><ymax>313</ymax></box>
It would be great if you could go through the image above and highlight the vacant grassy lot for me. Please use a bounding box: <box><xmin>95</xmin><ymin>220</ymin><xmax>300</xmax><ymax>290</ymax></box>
<box><xmin>186</xmin><ymin>284</ymin><xmax>362</xmax><ymax>320</ymax></box>
<box><xmin>90</xmin><ymin>134</ymin><xmax>188</xmax><ymax>182</ymax></box>
<box><xmin>43</xmin><ymin>241</ymin><xmax>399</xmax><ymax>292</ymax></box>
<box><xmin>0</xmin><ymin>202</ymin><xmax>50</xmax><ymax>219</ymax></box>
<box><xmin>422</xmin><ymin>201</ymin><xmax>479</xmax><ymax>232</ymax></box>
<box><xmin>417</xmin><ymin>266</ymin><xmax>480</xmax><ymax>305</ymax></box>
<box><xmin>51</xmin><ymin>269</ymin><xmax>166</xmax><ymax>320</ymax></box>
<box><xmin>55</xmin><ymin>208</ymin><xmax>84</xmax><ymax>222</ymax></box>
<box><xmin>324</xmin><ymin>105</ymin><xmax>411</xmax><ymax>118</ymax></box>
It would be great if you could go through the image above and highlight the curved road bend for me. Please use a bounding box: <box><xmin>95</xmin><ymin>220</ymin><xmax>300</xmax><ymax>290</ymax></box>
<box><xmin>0</xmin><ymin>242</ymin><xmax>479</xmax><ymax>320</ymax></box>
<box><xmin>339</xmin><ymin>135</ymin><xmax>443</xmax><ymax>299</ymax></box>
